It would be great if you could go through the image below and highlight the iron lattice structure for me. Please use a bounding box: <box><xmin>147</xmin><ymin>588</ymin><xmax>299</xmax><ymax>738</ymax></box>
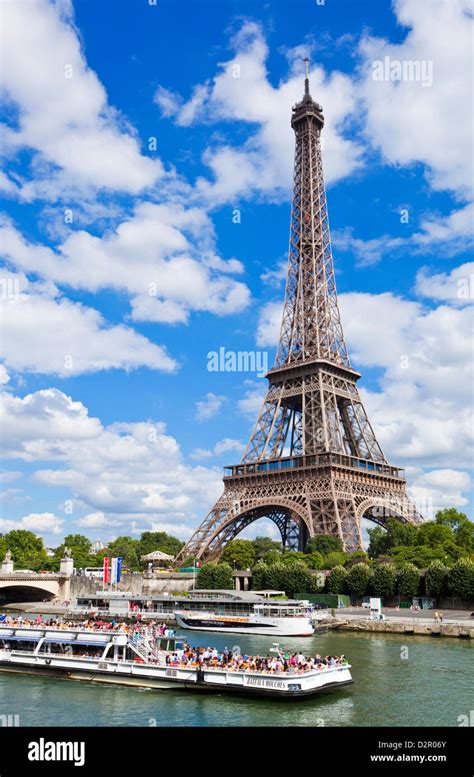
<box><xmin>177</xmin><ymin>68</ymin><xmax>422</xmax><ymax>563</ymax></box>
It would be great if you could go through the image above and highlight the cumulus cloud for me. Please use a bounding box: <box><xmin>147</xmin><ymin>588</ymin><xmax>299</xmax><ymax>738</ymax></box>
<box><xmin>0</xmin><ymin>204</ymin><xmax>251</xmax><ymax>324</ymax></box>
<box><xmin>1</xmin><ymin>0</ymin><xmax>162</xmax><ymax>197</ymax></box>
<box><xmin>358</xmin><ymin>0</ymin><xmax>473</xmax><ymax>199</ymax></box>
<box><xmin>415</xmin><ymin>261</ymin><xmax>474</xmax><ymax>305</ymax></box>
<box><xmin>1</xmin><ymin>387</ymin><xmax>223</xmax><ymax>538</ymax></box>
<box><xmin>0</xmin><ymin>511</ymin><xmax>63</xmax><ymax>537</ymax></box>
<box><xmin>195</xmin><ymin>392</ymin><xmax>226</xmax><ymax>421</ymax></box>
<box><xmin>0</xmin><ymin>272</ymin><xmax>176</xmax><ymax>376</ymax></box>
<box><xmin>155</xmin><ymin>21</ymin><xmax>364</xmax><ymax>204</ymax></box>
<box><xmin>189</xmin><ymin>437</ymin><xmax>244</xmax><ymax>460</ymax></box>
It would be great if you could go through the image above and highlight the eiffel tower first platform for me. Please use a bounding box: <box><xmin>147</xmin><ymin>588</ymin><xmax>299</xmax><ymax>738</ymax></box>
<box><xmin>177</xmin><ymin>63</ymin><xmax>422</xmax><ymax>563</ymax></box>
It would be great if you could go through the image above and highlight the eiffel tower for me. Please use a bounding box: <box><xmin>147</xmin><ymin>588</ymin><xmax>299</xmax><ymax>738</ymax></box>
<box><xmin>177</xmin><ymin>62</ymin><xmax>422</xmax><ymax>563</ymax></box>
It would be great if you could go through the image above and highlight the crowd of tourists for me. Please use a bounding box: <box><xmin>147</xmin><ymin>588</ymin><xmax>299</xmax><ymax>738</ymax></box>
<box><xmin>166</xmin><ymin>645</ymin><xmax>349</xmax><ymax>674</ymax></box>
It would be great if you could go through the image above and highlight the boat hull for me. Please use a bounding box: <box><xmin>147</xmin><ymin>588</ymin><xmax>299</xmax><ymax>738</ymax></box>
<box><xmin>0</xmin><ymin>655</ymin><xmax>352</xmax><ymax>699</ymax></box>
<box><xmin>174</xmin><ymin>613</ymin><xmax>313</xmax><ymax>637</ymax></box>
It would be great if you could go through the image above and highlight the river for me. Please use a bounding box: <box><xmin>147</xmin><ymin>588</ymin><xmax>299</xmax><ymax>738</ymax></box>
<box><xmin>0</xmin><ymin>630</ymin><xmax>472</xmax><ymax>727</ymax></box>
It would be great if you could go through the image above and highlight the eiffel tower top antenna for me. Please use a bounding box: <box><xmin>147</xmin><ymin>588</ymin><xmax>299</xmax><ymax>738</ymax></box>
<box><xmin>304</xmin><ymin>56</ymin><xmax>310</xmax><ymax>97</ymax></box>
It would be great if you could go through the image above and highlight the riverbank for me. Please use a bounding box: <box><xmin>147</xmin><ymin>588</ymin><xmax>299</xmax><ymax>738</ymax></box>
<box><xmin>325</xmin><ymin>607</ymin><xmax>474</xmax><ymax>638</ymax></box>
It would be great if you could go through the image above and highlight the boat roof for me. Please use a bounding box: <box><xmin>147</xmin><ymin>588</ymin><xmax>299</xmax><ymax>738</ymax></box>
<box><xmin>76</xmin><ymin>590</ymin><xmax>309</xmax><ymax>605</ymax></box>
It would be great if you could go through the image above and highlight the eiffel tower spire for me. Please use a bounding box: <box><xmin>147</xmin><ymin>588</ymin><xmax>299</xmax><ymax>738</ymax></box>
<box><xmin>176</xmin><ymin>65</ymin><xmax>422</xmax><ymax>563</ymax></box>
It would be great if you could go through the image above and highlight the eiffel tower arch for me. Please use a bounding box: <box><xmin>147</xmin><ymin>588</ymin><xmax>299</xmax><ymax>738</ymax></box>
<box><xmin>177</xmin><ymin>63</ymin><xmax>423</xmax><ymax>564</ymax></box>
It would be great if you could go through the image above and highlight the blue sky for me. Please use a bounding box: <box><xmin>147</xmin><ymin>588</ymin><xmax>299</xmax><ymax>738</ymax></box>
<box><xmin>0</xmin><ymin>0</ymin><xmax>472</xmax><ymax>548</ymax></box>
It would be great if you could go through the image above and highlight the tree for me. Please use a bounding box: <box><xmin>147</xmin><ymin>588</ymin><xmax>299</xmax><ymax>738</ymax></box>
<box><xmin>435</xmin><ymin>510</ymin><xmax>474</xmax><ymax>553</ymax></box>
<box><xmin>346</xmin><ymin>563</ymin><xmax>372</xmax><ymax>597</ymax></box>
<box><xmin>425</xmin><ymin>560</ymin><xmax>449</xmax><ymax>598</ymax></box>
<box><xmin>3</xmin><ymin>530</ymin><xmax>49</xmax><ymax>571</ymax></box>
<box><xmin>306</xmin><ymin>535</ymin><xmax>343</xmax><ymax>556</ymax></box>
<box><xmin>390</xmin><ymin>545</ymin><xmax>445</xmax><ymax>568</ymax></box>
<box><xmin>53</xmin><ymin>534</ymin><xmax>96</xmax><ymax>570</ymax></box>
<box><xmin>221</xmin><ymin>540</ymin><xmax>256</xmax><ymax>569</ymax></box>
<box><xmin>251</xmin><ymin>537</ymin><xmax>282</xmax><ymax>560</ymax></box>
<box><xmin>281</xmin><ymin>551</ymin><xmax>308</xmax><ymax>566</ymax></box>
<box><xmin>197</xmin><ymin>562</ymin><xmax>233</xmax><ymax>590</ymax></box>
<box><xmin>447</xmin><ymin>558</ymin><xmax>474</xmax><ymax>600</ymax></box>
<box><xmin>397</xmin><ymin>563</ymin><xmax>420</xmax><ymax>597</ymax></box>
<box><xmin>327</xmin><ymin>565</ymin><xmax>348</xmax><ymax>594</ymax></box>
<box><xmin>416</xmin><ymin>522</ymin><xmax>453</xmax><ymax>549</ymax></box>
<box><xmin>137</xmin><ymin>531</ymin><xmax>183</xmax><ymax>559</ymax></box>
<box><xmin>251</xmin><ymin>561</ymin><xmax>269</xmax><ymax>590</ymax></box>
<box><xmin>322</xmin><ymin>551</ymin><xmax>348</xmax><ymax>569</ymax></box>
<box><xmin>304</xmin><ymin>551</ymin><xmax>323</xmax><ymax>570</ymax></box>
<box><xmin>262</xmin><ymin>549</ymin><xmax>281</xmax><ymax>565</ymax></box>
<box><xmin>278</xmin><ymin>562</ymin><xmax>313</xmax><ymax>597</ymax></box>
<box><xmin>372</xmin><ymin>563</ymin><xmax>397</xmax><ymax>598</ymax></box>
<box><xmin>367</xmin><ymin>519</ymin><xmax>418</xmax><ymax>559</ymax></box>
<box><xmin>107</xmin><ymin>536</ymin><xmax>140</xmax><ymax>570</ymax></box>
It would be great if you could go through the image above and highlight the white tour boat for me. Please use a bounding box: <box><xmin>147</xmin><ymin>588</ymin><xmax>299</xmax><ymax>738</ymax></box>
<box><xmin>175</xmin><ymin>599</ymin><xmax>314</xmax><ymax>636</ymax></box>
<box><xmin>0</xmin><ymin>622</ymin><xmax>352</xmax><ymax>698</ymax></box>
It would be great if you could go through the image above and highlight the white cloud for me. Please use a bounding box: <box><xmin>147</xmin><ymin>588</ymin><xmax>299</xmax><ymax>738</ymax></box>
<box><xmin>0</xmin><ymin>364</ymin><xmax>10</xmax><ymax>385</ymax></box>
<box><xmin>1</xmin><ymin>387</ymin><xmax>223</xmax><ymax>538</ymax></box>
<box><xmin>358</xmin><ymin>0</ymin><xmax>473</xmax><ymax>198</ymax></box>
<box><xmin>237</xmin><ymin>382</ymin><xmax>266</xmax><ymax>419</ymax></box>
<box><xmin>189</xmin><ymin>437</ymin><xmax>244</xmax><ymax>460</ymax></box>
<box><xmin>415</xmin><ymin>261</ymin><xmax>474</xmax><ymax>305</ymax></box>
<box><xmin>195</xmin><ymin>392</ymin><xmax>226</xmax><ymax>421</ymax></box>
<box><xmin>1</xmin><ymin>0</ymin><xmax>162</xmax><ymax>197</ymax></box>
<box><xmin>333</xmin><ymin>202</ymin><xmax>474</xmax><ymax>266</ymax></box>
<box><xmin>155</xmin><ymin>21</ymin><xmax>363</xmax><ymax>204</ymax></box>
<box><xmin>0</xmin><ymin>511</ymin><xmax>63</xmax><ymax>536</ymax></box>
<box><xmin>409</xmin><ymin>469</ymin><xmax>471</xmax><ymax>513</ymax></box>
<box><xmin>256</xmin><ymin>301</ymin><xmax>282</xmax><ymax>348</ymax></box>
<box><xmin>0</xmin><ymin>272</ymin><xmax>176</xmax><ymax>376</ymax></box>
<box><xmin>0</xmin><ymin>203</ymin><xmax>251</xmax><ymax>324</ymax></box>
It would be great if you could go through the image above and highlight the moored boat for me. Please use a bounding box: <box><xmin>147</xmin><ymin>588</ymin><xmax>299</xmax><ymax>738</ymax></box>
<box><xmin>175</xmin><ymin>599</ymin><xmax>314</xmax><ymax>636</ymax></box>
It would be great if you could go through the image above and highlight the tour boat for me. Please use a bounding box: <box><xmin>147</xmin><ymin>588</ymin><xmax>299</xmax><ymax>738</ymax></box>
<box><xmin>0</xmin><ymin>623</ymin><xmax>352</xmax><ymax>698</ymax></box>
<box><xmin>175</xmin><ymin>600</ymin><xmax>314</xmax><ymax>636</ymax></box>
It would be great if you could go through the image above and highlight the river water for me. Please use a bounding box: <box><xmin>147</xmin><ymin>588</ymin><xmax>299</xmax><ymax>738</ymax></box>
<box><xmin>0</xmin><ymin>630</ymin><xmax>472</xmax><ymax>727</ymax></box>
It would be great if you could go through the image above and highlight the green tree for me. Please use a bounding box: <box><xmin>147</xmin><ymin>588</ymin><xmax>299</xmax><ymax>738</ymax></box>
<box><xmin>416</xmin><ymin>522</ymin><xmax>454</xmax><ymax>548</ymax></box>
<box><xmin>107</xmin><ymin>536</ymin><xmax>140</xmax><ymax>570</ymax></box>
<box><xmin>278</xmin><ymin>562</ymin><xmax>312</xmax><ymax>597</ymax></box>
<box><xmin>304</xmin><ymin>551</ymin><xmax>323</xmax><ymax>570</ymax></box>
<box><xmin>281</xmin><ymin>551</ymin><xmax>308</xmax><ymax>566</ymax></box>
<box><xmin>3</xmin><ymin>530</ymin><xmax>49</xmax><ymax>571</ymax></box>
<box><xmin>327</xmin><ymin>565</ymin><xmax>348</xmax><ymax>594</ymax></box>
<box><xmin>425</xmin><ymin>560</ymin><xmax>449</xmax><ymax>598</ymax></box>
<box><xmin>367</xmin><ymin>519</ymin><xmax>418</xmax><ymax>559</ymax></box>
<box><xmin>262</xmin><ymin>549</ymin><xmax>281</xmax><ymax>565</ymax></box>
<box><xmin>54</xmin><ymin>533</ymin><xmax>96</xmax><ymax>570</ymax></box>
<box><xmin>221</xmin><ymin>539</ymin><xmax>256</xmax><ymax>569</ymax></box>
<box><xmin>447</xmin><ymin>558</ymin><xmax>474</xmax><ymax>600</ymax></box>
<box><xmin>196</xmin><ymin>561</ymin><xmax>233</xmax><ymax>590</ymax></box>
<box><xmin>323</xmin><ymin>551</ymin><xmax>348</xmax><ymax>569</ymax></box>
<box><xmin>138</xmin><ymin>531</ymin><xmax>183</xmax><ymax>559</ymax></box>
<box><xmin>251</xmin><ymin>561</ymin><xmax>269</xmax><ymax>590</ymax></box>
<box><xmin>372</xmin><ymin>563</ymin><xmax>397</xmax><ymax>598</ymax></box>
<box><xmin>397</xmin><ymin>562</ymin><xmax>420</xmax><ymax>597</ymax></box>
<box><xmin>251</xmin><ymin>537</ymin><xmax>282</xmax><ymax>560</ymax></box>
<box><xmin>306</xmin><ymin>535</ymin><xmax>343</xmax><ymax>556</ymax></box>
<box><xmin>346</xmin><ymin>563</ymin><xmax>372</xmax><ymax>597</ymax></box>
<box><xmin>435</xmin><ymin>510</ymin><xmax>474</xmax><ymax>553</ymax></box>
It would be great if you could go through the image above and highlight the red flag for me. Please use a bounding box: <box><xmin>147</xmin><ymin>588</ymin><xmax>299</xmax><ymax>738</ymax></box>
<box><xmin>103</xmin><ymin>557</ymin><xmax>111</xmax><ymax>583</ymax></box>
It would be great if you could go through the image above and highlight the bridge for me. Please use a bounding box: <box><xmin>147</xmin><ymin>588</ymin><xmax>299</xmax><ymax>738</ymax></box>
<box><xmin>0</xmin><ymin>573</ymin><xmax>72</xmax><ymax>604</ymax></box>
<box><xmin>0</xmin><ymin>550</ymin><xmax>73</xmax><ymax>604</ymax></box>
